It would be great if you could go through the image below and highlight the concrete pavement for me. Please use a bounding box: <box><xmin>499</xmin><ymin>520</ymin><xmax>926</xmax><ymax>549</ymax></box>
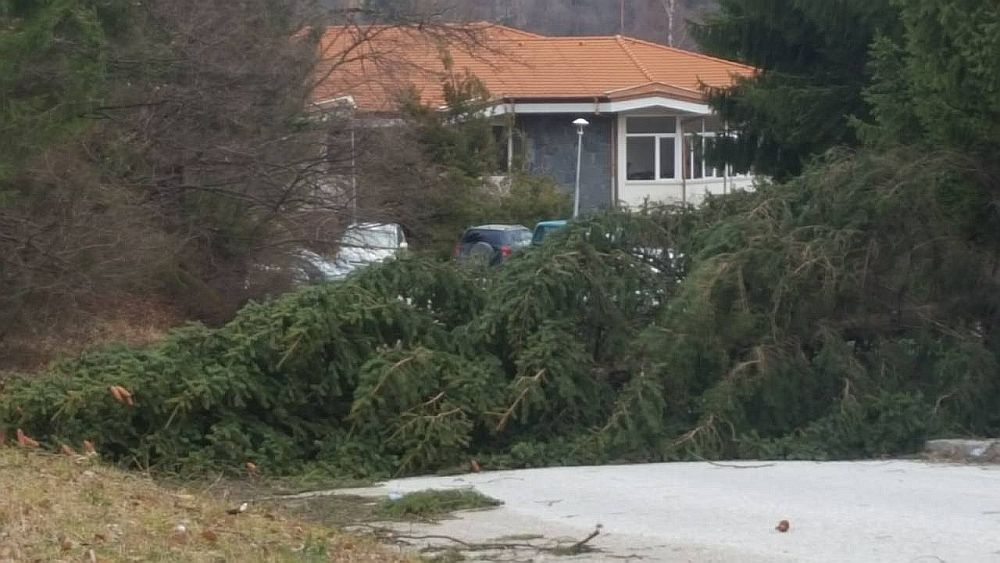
<box><xmin>359</xmin><ymin>461</ymin><xmax>1000</xmax><ymax>562</ymax></box>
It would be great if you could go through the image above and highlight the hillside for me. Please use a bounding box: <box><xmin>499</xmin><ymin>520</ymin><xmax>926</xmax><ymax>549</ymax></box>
<box><xmin>330</xmin><ymin>0</ymin><xmax>717</xmax><ymax>49</ymax></box>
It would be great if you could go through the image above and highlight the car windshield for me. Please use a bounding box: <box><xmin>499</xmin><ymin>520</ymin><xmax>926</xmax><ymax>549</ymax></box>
<box><xmin>341</xmin><ymin>226</ymin><xmax>397</xmax><ymax>249</ymax></box>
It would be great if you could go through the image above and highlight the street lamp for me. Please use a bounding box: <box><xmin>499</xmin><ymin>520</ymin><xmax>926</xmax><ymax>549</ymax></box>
<box><xmin>572</xmin><ymin>118</ymin><xmax>589</xmax><ymax>218</ymax></box>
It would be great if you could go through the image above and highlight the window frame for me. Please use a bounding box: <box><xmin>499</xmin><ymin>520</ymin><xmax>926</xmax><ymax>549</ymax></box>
<box><xmin>624</xmin><ymin>116</ymin><xmax>678</xmax><ymax>182</ymax></box>
<box><xmin>682</xmin><ymin>117</ymin><xmax>725</xmax><ymax>180</ymax></box>
<box><xmin>684</xmin><ymin>131</ymin><xmax>722</xmax><ymax>180</ymax></box>
<box><xmin>683</xmin><ymin>118</ymin><xmax>755</xmax><ymax>181</ymax></box>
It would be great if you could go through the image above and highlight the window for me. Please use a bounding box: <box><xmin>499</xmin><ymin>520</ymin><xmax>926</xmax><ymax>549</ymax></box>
<box><xmin>626</xmin><ymin>137</ymin><xmax>655</xmax><ymax>180</ymax></box>
<box><xmin>659</xmin><ymin>137</ymin><xmax>676</xmax><ymax>179</ymax></box>
<box><xmin>492</xmin><ymin>126</ymin><xmax>508</xmax><ymax>173</ymax></box>
<box><xmin>342</xmin><ymin>225</ymin><xmax>399</xmax><ymax>249</ymax></box>
<box><xmin>504</xmin><ymin>229</ymin><xmax>533</xmax><ymax>248</ymax></box>
<box><xmin>683</xmin><ymin>117</ymin><xmax>724</xmax><ymax>180</ymax></box>
<box><xmin>490</xmin><ymin>124</ymin><xmax>524</xmax><ymax>173</ymax></box>
<box><xmin>627</xmin><ymin>116</ymin><xmax>676</xmax><ymax>134</ymax></box>
<box><xmin>625</xmin><ymin>116</ymin><xmax>677</xmax><ymax>181</ymax></box>
<box><xmin>461</xmin><ymin>229</ymin><xmax>496</xmax><ymax>245</ymax></box>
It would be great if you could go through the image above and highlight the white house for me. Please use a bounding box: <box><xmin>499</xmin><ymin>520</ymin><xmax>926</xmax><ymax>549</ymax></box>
<box><xmin>312</xmin><ymin>23</ymin><xmax>756</xmax><ymax>211</ymax></box>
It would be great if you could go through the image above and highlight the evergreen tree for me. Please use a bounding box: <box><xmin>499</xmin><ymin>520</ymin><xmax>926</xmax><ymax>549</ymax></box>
<box><xmin>0</xmin><ymin>0</ymin><xmax>124</xmax><ymax>184</ymax></box>
<box><xmin>861</xmin><ymin>0</ymin><xmax>1000</xmax><ymax>245</ymax></box>
<box><xmin>865</xmin><ymin>0</ymin><xmax>1000</xmax><ymax>158</ymax></box>
<box><xmin>692</xmin><ymin>0</ymin><xmax>899</xmax><ymax>180</ymax></box>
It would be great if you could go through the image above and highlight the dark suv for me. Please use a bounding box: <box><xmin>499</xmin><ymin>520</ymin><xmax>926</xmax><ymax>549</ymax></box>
<box><xmin>454</xmin><ymin>224</ymin><xmax>533</xmax><ymax>265</ymax></box>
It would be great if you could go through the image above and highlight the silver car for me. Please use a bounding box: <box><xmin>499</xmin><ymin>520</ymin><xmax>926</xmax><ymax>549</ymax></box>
<box><xmin>329</xmin><ymin>222</ymin><xmax>408</xmax><ymax>278</ymax></box>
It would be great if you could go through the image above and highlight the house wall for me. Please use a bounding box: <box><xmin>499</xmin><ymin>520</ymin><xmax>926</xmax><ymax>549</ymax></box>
<box><xmin>617</xmin><ymin>176</ymin><xmax>755</xmax><ymax>207</ymax></box>
<box><xmin>517</xmin><ymin>114</ymin><xmax>614</xmax><ymax>212</ymax></box>
<box><xmin>504</xmin><ymin>111</ymin><xmax>755</xmax><ymax>211</ymax></box>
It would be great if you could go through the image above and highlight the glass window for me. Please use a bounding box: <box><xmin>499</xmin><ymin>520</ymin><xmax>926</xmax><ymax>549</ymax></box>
<box><xmin>511</xmin><ymin>130</ymin><xmax>524</xmax><ymax>170</ymax></box>
<box><xmin>467</xmin><ymin>230</ymin><xmax>502</xmax><ymax>246</ymax></box>
<box><xmin>492</xmin><ymin>126</ymin><xmax>508</xmax><ymax>173</ymax></box>
<box><xmin>659</xmin><ymin>137</ymin><xmax>676</xmax><ymax>179</ymax></box>
<box><xmin>682</xmin><ymin>118</ymin><xmax>727</xmax><ymax>179</ymax></box>
<box><xmin>342</xmin><ymin>226</ymin><xmax>398</xmax><ymax>249</ymax></box>
<box><xmin>506</xmin><ymin>229</ymin><xmax>533</xmax><ymax>247</ymax></box>
<box><xmin>686</xmin><ymin>135</ymin><xmax>704</xmax><ymax>179</ymax></box>
<box><xmin>626</xmin><ymin>137</ymin><xmax>655</xmax><ymax>180</ymax></box>
<box><xmin>627</xmin><ymin>116</ymin><xmax>676</xmax><ymax>134</ymax></box>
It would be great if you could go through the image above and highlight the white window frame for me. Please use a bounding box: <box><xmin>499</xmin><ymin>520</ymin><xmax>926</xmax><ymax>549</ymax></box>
<box><xmin>684</xmin><ymin>118</ymin><xmax>722</xmax><ymax>180</ymax></box>
<box><xmin>682</xmin><ymin>118</ymin><xmax>754</xmax><ymax>181</ymax></box>
<box><xmin>683</xmin><ymin>117</ymin><xmax>732</xmax><ymax>182</ymax></box>
<box><xmin>624</xmin><ymin>116</ymin><xmax>679</xmax><ymax>182</ymax></box>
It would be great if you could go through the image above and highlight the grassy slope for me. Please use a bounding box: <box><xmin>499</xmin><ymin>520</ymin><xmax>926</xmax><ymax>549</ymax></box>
<box><xmin>0</xmin><ymin>293</ymin><xmax>180</xmax><ymax>374</ymax></box>
<box><xmin>0</xmin><ymin>447</ymin><xmax>403</xmax><ymax>562</ymax></box>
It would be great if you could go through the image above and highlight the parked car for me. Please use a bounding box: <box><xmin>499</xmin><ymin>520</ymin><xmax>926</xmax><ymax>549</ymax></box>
<box><xmin>330</xmin><ymin>222</ymin><xmax>408</xmax><ymax>278</ymax></box>
<box><xmin>244</xmin><ymin>249</ymin><xmax>339</xmax><ymax>291</ymax></box>
<box><xmin>454</xmin><ymin>224</ymin><xmax>532</xmax><ymax>265</ymax></box>
<box><xmin>293</xmin><ymin>250</ymin><xmax>342</xmax><ymax>283</ymax></box>
<box><xmin>531</xmin><ymin>220</ymin><xmax>568</xmax><ymax>245</ymax></box>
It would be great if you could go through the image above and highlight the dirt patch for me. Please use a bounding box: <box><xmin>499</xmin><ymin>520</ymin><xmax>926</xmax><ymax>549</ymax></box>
<box><xmin>279</xmin><ymin>494</ymin><xmax>384</xmax><ymax>528</ymax></box>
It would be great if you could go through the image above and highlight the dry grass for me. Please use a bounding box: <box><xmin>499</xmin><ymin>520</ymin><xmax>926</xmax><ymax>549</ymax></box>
<box><xmin>0</xmin><ymin>293</ymin><xmax>181</xmax><ymax>374</ymax></box>
<box><xmin>0</xmin><ymin>447</ymin><xmax>406</xmax><ymax>562</ymax></box>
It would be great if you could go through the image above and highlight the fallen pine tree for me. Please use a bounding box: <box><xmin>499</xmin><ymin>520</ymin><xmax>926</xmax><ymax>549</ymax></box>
<box><xmin>3</xmin><ymin>149</ymin><xmax>1000</xmax><ymax>476</ymax></box>
<box><xmin>0</xmin><ymin>209</ymin><xmax>685</xmax><ymax>475</ymax></box>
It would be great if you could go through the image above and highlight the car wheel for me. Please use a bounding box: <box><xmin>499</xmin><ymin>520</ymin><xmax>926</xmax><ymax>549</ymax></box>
<box><xmin>466</xmin><ymin>241</ymin><xmax>496</xmax><ymax>267</ymax></box>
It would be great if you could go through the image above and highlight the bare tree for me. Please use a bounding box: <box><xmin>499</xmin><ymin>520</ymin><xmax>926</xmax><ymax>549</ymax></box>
<box><xmin>90</xmin><ymin>0</ymin><xmax>495</xmax><ymax>309</ymax></box>
<box><xmin>660</xmin><ymin>0</ymin><xmax>677</xmax><ymax>46</ymax></box>
<box><xmin>0</xmin><ymin>0</ymin><xmax>498</xmax><ymax>348</ymax></box>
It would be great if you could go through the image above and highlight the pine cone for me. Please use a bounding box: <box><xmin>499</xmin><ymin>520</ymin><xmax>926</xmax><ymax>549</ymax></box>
<box><xmin>109</xmin><ymin>385</ymin><xmax>134</xmax><ymax>407</ymax></box>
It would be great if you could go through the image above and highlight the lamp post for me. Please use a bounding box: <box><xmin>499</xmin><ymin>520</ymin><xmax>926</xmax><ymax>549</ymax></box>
<box><xmin>572</xmin><ymin>118</ymin><xmax>589</xmax><ymax>218</ymax></box>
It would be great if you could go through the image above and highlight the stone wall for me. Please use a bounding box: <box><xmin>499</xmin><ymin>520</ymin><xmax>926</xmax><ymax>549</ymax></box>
<box><xmin>516</xmin><ymin>114</ymin><xmax>614</xmax><ymax>212</ymax></box>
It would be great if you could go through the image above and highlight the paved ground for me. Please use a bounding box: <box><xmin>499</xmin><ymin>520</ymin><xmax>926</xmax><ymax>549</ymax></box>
<box><xmin>353</xmin><ymin>461</ymin><xmax>1000</xmax><ymax>562</ymax></box>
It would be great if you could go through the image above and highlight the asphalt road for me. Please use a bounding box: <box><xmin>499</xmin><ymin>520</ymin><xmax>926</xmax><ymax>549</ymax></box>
<box><xmin>370</xmin><ymin>461</ymin><xmax>1000</xmax><ymax>562</ymax></box>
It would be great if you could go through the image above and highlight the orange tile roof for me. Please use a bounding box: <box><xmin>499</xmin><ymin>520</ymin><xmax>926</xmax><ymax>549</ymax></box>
<box><xmin>312</xmin><ymin>23</ymin><xmax>754</xmax><ymax>112</ymax></box>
